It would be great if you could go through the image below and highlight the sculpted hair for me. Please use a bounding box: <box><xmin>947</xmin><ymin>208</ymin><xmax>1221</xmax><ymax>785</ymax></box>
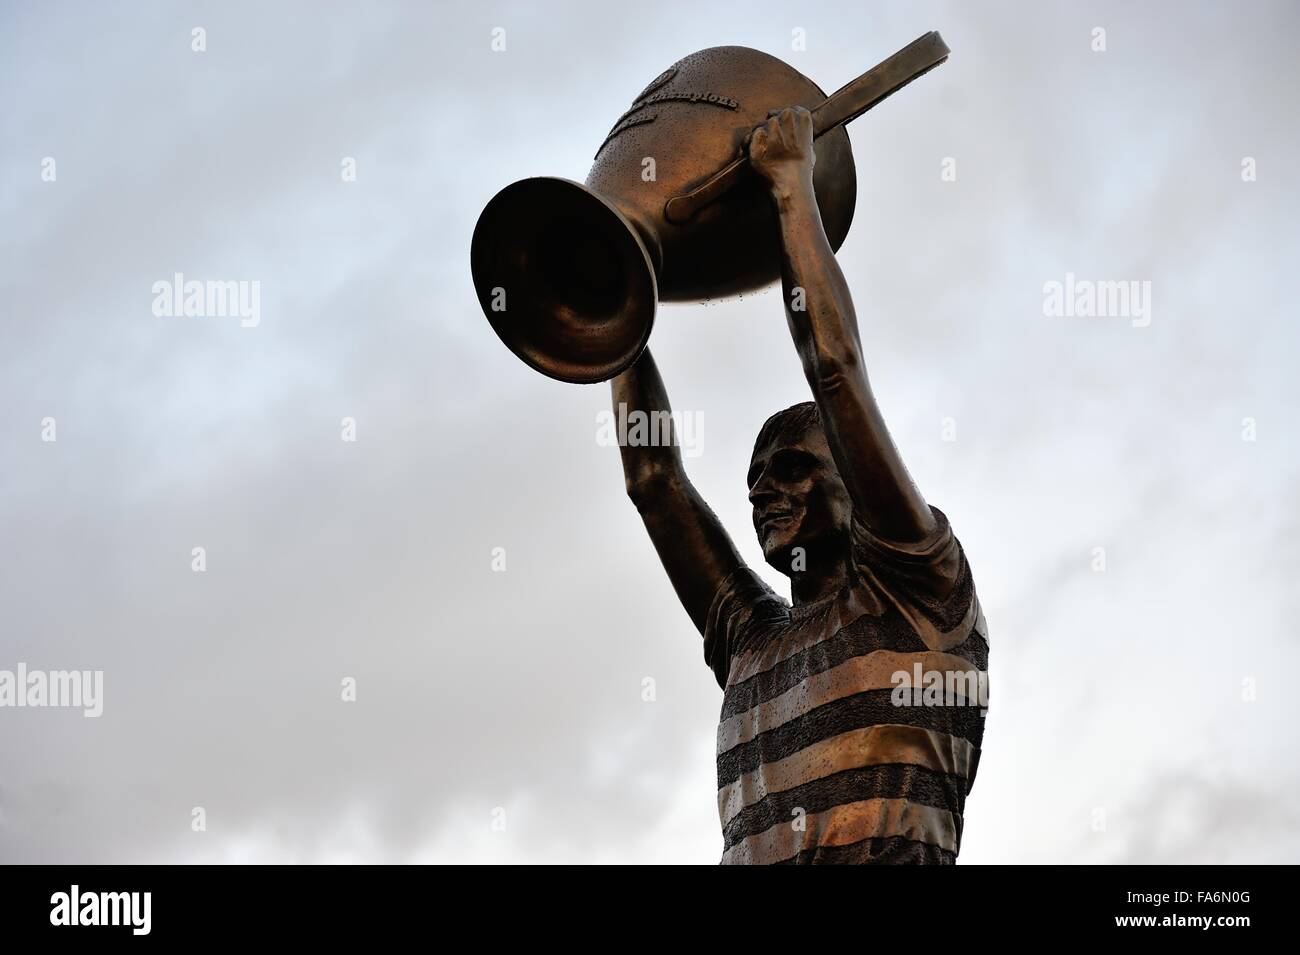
<box><xmin>752</xmin><ymin>401</ymin><xmax>822</xmax><ymax>463</ymax></box>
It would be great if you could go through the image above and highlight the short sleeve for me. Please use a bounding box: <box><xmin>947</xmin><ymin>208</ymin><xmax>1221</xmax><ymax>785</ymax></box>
<box><xmin>702</xmin><ymin>566</ymin><xmax>790</xmax><ymax>690</ymax></box>
<box><xmin>851</xmin><ymin>505</ymin><xmax>981</xmax><ymax>650</ymax></box>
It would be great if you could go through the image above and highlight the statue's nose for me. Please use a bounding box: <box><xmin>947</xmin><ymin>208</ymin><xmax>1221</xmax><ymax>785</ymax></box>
<box><xmin>749</xmin><ymin>474</ymin><xmax>778</xmax><ymax>508</ymax></box>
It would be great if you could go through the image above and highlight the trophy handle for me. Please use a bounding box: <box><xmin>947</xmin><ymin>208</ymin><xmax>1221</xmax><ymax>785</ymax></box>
<box><xmin>663</xmin><ymin>30</ymin><xmax>950</xmax><ymax>225</ymax></box>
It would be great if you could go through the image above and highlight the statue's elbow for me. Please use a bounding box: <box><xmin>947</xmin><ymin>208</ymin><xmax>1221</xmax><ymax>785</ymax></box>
<box><xmin>625</xmin><ymin>465</ymin><xmax>677</xmax><ymax>511</ymax></box>
<box><xmin>624</xmin><ymin>467</ymin><xmax>665</xmax><ymax>509</ymax></box>
<box><xmin>811</xmin><ymin>349</ymin><xmax>860</xmax><ymax>395</ymax></box>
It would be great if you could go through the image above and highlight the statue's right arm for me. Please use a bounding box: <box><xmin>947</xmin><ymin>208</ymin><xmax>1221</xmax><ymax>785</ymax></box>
<box><xmin>611</xmin><ymin>349</ymin><xmax>746</xmax><ymax>636</ymax></box>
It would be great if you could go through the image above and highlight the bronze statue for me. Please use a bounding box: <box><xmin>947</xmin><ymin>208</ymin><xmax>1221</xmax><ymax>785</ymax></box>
<box><xmin>472</xmin><ymin>33</ymin><xmax>988</xmax><ymax>864</ymax></box>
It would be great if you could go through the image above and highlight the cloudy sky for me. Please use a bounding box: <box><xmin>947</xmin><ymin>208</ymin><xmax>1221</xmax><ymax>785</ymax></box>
<box><xmin>2</xmin><ymin>0</ymin><xmax>1297</xmax><ymax>864</ymax></box>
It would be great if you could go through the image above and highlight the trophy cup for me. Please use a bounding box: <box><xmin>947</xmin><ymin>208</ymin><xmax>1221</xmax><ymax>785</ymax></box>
<box><xmin>470</xmin><ymin>31</ymin><xmax>949</xmax><ymax>383</ymax></box>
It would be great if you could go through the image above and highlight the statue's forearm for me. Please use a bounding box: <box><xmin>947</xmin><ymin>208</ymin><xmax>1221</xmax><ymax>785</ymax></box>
<box><xmin>609</xmin><ymin>350</ymin><xmax>684</xmax><ymax>496</ymax></box>
<box><xmin>770</xmin><ymin>173</ymin><xmax>936</xmax><ymax>540</ymax></box>
<box><xmin>772</xmin><ymin>175</ymin><xmax>864</xmax><ymax>381</ymax></box>
<box><xmin>609</xmin><ymin>350</ymin><xmax>744</xmax><ymax>634</ymax></box>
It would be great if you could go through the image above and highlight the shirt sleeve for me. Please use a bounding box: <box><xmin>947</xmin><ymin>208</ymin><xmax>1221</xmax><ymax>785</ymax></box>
<box><xmin>702</xmin><ymin>565</ymin><xmax>789</xmax><ymax>690</ymax></box>
<box><xmin>850</xmin><ymin>505</ymin><xmax>981</xmax><ymax>651</ymax></box>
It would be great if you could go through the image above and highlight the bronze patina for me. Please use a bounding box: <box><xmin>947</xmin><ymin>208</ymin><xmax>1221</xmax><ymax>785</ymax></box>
<box><xmin>472</xmin><ymin>32</ymin><xmax>988</xmax><ymax>865</ymax></box>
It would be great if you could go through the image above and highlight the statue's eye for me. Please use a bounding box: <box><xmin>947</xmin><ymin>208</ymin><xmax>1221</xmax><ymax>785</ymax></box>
<box><xmin>779</xmin><ymin>455</ymin><xmax>813</xmax><ymax>481</ymax></box>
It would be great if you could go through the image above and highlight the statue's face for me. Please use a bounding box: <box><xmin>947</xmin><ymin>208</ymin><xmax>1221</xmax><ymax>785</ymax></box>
<box><xmin>747</xmin><ymin>424</ymin><xmax>853</xmax><ymax>574</ymax></box>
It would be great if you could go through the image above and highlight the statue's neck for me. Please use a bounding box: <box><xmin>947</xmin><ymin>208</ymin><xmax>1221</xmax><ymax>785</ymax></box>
<box><xmin>789</xmin><ymin>544</ymin><xmax>854</xmax><ymax>609</ymax></box>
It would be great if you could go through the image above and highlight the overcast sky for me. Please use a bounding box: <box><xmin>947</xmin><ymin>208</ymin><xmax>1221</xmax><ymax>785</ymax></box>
<box><xmin>2</xmin><ymin>0</ymin><xmax>1298</xmax><ymax>864</ymax></box>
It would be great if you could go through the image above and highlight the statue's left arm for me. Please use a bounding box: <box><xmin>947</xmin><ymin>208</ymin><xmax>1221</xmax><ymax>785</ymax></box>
<box><xmin>750</xmin><ymin>106</ymin><xmax>936</xmax><ymax>543</ymax></box>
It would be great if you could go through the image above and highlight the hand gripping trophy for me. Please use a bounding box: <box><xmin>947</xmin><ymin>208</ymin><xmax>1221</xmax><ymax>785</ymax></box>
<box><xmin>471</xmin><ymin>32</ymin><xmax>989</xmax><ymax>864</ymax></box>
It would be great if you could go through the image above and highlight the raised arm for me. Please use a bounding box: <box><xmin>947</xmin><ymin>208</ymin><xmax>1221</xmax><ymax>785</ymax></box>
<box><xmin>611</xmin><ymin>349</ymin><xmax>744</xmax><ymax>634</ymax></box>
<box><xmin>749</xmin><ymin>106</ymin><xmax>935</xmax><ymax>543</ymax></box>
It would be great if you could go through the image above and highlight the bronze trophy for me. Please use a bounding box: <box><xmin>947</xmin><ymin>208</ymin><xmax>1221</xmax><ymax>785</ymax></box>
<box><xmin>470</xmin><ymin>31</ymin><xmax>949</xmax><ymax>383</ymax></box>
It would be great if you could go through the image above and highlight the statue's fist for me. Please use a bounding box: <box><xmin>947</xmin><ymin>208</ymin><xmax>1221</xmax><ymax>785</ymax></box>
<box><xmin>748</xmin><ymin>106</ymin><xmax>815</xmax><ymax>187</ymax></box>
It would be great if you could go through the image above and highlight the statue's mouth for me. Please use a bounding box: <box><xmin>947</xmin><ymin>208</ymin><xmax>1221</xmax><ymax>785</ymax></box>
<box><xmin>757</xmin><ymin>509</ymin><xmax>795</xmax><ymax>535</ymax></box>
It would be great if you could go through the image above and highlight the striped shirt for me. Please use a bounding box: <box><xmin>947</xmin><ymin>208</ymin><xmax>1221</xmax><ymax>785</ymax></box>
<box><xmin>703</xmin><ymin>506</ymin><xmax>987</xmax><ymax>864</ymax></box>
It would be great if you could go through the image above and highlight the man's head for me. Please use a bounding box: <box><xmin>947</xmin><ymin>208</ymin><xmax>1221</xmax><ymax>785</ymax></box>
<box><xmin>747</xmin><ymin>402</ymin><xmax>853</xmax><ymax>575</ymax></box>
